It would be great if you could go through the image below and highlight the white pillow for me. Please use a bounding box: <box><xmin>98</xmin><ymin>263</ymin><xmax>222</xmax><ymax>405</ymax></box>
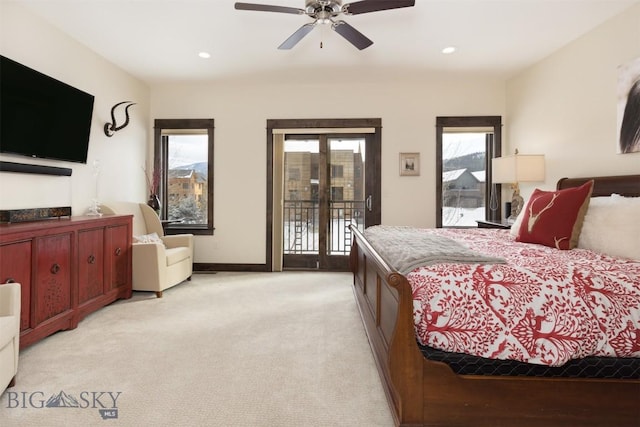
<box><xmin>509</xmin><ymin>210</ymin><xmax>524</xmax><ymax>238</ymax></box>
<box><xmin>133</xmin><ymin>232</ymin><xmax>163</xmax><ymax>244</ymax></box>
<box><xmin>577</xmin><ymin>194</ymin><xmax>640</xmax><ymax>260</ymax></box>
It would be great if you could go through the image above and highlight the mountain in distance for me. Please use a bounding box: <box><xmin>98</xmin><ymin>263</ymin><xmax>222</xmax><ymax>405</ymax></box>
<box><xmin>46</xmin><ymin>390</ymin><xmax>80</xmax><ymax>408</ymax></box>
<box><xmin>444</xmin><ymin>152</ymin><xmax>485</xmax><ymax>172</ymax></box>
<box><xmin>171</xmin><ymin>162</ymin><xmax>207</xmax><ymax>176</ymax></box>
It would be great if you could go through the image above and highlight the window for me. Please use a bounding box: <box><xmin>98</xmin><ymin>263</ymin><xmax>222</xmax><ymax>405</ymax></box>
<box><xmin>436</xmin><ymin>117</ymin><xmax>502</xmax><ymax>228</ymax></box>
<box><xmin>331</xmin><ymin>186</ymin><xmax>344</xmax><ymax>201</ymax></box>
<box><xmin>288</xmin><ymin>168</ymin><xmax>301</xmax><ymax>181</ymax></box>
<box><xmin>154</xmin><ymin>119</ymin><xmax>214</xmax><ymax>235</ymax></box>
<box><xmin>331</xmin><ymin>165</ymin><xmax>344</xmax><ymax>178</ymax></box>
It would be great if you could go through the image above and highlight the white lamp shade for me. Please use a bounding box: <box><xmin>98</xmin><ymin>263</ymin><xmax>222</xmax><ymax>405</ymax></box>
<box><xmin>492</xmin><ymin>154</ymin><xmax>545</xmax><ymax>183</ymax></box>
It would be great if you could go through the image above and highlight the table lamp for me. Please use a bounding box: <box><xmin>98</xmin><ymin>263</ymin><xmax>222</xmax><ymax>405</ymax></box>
<box><xmin>492</xmin><ymin>149</ymin><xmax>545</xmax><ymax>221</ymax></box>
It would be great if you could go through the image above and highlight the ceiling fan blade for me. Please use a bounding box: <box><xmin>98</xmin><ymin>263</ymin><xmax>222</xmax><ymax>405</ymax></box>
<box><xmin>331</xmin><ymin>20</ymin><xmax>373</xmax><ymax>50</ymax></box>
<box><xmin>278</xmin><ymin>23</ymin><xmax>317</xmax><ymax>49</ymax></box>
<box><xmin>342</xmin><ymin>0</ymin><xmax>415</xmax><ymax>15</ymax></box>
<box><xmin>234</xmin><ymin>2</ymin><xmax>304</xmax><ymax>15</ymax></box>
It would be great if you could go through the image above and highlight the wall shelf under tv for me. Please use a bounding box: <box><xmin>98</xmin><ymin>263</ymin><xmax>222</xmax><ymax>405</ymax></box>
<box><xmin>0</xmin><ymin>161</ymin><xmax>72</xmax><ymax>176</ymax></box>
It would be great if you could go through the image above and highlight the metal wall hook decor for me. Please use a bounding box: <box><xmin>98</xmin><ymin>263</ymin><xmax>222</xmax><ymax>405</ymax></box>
<box><xmin>104</xmin><ymin>101</ymin><xmax>136</xmax><ymax>137</ymax></box>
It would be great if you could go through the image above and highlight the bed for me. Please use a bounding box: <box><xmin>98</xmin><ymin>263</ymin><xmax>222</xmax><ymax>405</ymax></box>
<box><xmin>349</xmin><ymin>174</ymin><xmax>640</xmax><ymax>427</ymax></box>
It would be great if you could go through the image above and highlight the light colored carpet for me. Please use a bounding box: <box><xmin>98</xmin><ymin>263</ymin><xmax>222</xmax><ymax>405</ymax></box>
<box><xmin>0</xmin><ymin>272</ymin><xmax>393</xmax><ymax>426</ymax></box>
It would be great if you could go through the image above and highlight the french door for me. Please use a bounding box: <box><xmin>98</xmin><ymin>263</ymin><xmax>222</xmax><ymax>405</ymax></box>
<box><xmin>267</xmin><ymin>118</ymin><xmax>381</xmax><ymax>272</ymax></box>
<box><xmin>282</xmin><ymin>134</ymin><xmax>374</xmax><ymax>270</ymax></box>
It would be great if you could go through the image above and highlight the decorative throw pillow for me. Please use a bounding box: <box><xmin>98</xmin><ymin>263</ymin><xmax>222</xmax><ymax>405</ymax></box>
<box><xmin>516</xmin><ymin>180</ymin><xmax>593</xmax><ymax>250</ymax></box>
<box><xmin>133</xmin><ymin>232</ymin><xmax>163</xmax><ymax>244</ymax></box>
<box><xmin>578</xmin><ymin>194</ymin><xmax>640</xmax><ymax>260</ymax></box>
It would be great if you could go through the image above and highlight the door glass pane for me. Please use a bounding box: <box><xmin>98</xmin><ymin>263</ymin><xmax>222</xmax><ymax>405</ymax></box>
<box><xmin>166</xmin><ymin>132</ymin><xmax>208</xmax><ymax>224</ymax></box>
<box><xmin>283</xmin><ymin>139</ymin><xmax>319</xmax><ymax>254</ymax></box>
<box><xmin>329</xmin><ymin>138</ymin><xmax>365</xmax><ymax>255</ymax></box>
<box><xmin>442</xmin><ymin>132</ymin><xmax>488</xmax><ymax>227</ymax></box>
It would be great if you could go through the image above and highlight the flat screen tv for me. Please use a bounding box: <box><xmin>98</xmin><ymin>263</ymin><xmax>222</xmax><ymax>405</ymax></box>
<box><xmin>0</xmin><ymin>55</ymin><xmax>95</xmax><ymax>164</ymax></box>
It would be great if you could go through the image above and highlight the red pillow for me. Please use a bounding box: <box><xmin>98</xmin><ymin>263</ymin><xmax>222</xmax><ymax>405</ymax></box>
<box><xmin>516</xmin><ymin>180</ymin><xmax>594</xmax><ymax>250</ymax></box>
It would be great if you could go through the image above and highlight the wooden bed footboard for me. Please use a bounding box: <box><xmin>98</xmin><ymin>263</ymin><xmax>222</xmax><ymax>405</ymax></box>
<box><xmin>350</xmin><ymin>226</ymin><xmax>425</xmax><ymax>425</ymax></box>
<box><xmin>350</xmin><ymin>225</ymin><xmax>640</xmax><ymax>427</ymax></box>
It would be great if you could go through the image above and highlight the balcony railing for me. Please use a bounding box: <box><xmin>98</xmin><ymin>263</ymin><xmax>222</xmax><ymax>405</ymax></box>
<box><xmin>283</xmin><ymin>200</ymin><xmax>365</xmax><ymax>255</ymax></box>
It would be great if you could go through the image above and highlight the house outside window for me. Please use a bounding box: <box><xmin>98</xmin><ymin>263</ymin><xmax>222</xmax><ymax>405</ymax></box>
<box><xmin>436</xmin><ymin>116</ymin><xmax>502</xmax><ymax>228</ymax></box>
<box><xmin>154</xmin><ymin>119</ymin><xmax>214</xmax><ymax>235</ymax></box>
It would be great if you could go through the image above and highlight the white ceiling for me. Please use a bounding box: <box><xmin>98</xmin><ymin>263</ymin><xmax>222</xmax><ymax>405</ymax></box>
<box><xmin>9</xmin><ymin>0</ymin><xmax>640</xmax><ymax>84</ymax></box>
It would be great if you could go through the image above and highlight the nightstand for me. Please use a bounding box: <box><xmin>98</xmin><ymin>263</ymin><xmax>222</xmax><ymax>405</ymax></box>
<box><xmin>476</xmin><ymin>219</ymin><xmax>512</xmax><ymax>229</ymax></box>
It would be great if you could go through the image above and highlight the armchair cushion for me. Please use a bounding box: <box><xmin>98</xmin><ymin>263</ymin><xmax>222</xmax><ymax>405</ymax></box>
<box><xmin>162</xmin><ymin>234</ymin><xmax>193</xmax><ymax>249</ymax></box>
<box><xmin>166</xmin><ymin>247</ymin><xmax>191</xmax><ymax>266</ymax></box>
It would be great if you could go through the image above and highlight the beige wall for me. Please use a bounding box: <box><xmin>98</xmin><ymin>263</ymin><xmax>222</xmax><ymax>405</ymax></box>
<box><xmin>506</xmin><ymin>4</ymin><xmax>640</xmax><ymax>202</ymax></box>
<box><xmin>151</xmin><ymin>75</ymin><xmax>506</xmax><ymax>264</ymax></box>
<box><xmin>0</xmin><ymin>3</ymin><xmax>150</xmax><ymax>215</ymax></box>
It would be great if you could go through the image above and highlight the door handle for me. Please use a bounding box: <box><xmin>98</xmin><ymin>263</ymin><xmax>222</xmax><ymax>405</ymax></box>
<box><xmin>366</xmin><ymin>195</ymin><xmax>372</xmax><ymax>212</ymax></box>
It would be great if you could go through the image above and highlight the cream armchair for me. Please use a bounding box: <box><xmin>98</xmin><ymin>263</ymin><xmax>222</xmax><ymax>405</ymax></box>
<box><xmin>100</xmin><ymin>202</ymin><xmax>194</xmax><ymax>297</ymax></box>
<box><xmin>1</xmin><ymin>282</ymin><xmax>20</xmax><ymax>391</ymax></box>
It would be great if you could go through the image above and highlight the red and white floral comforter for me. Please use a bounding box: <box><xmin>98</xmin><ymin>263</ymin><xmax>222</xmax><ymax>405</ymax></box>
<box><xmin>408</xmin><ymin>228</ymin><xmax>640</xmax><ymax>366</ymax></box>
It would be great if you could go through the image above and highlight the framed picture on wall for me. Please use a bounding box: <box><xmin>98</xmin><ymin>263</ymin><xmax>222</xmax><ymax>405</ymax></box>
<box><xmin>399</xmin><ymin>152</ymin><xmax>420</xmax><ymax>176</ymax></box>
<box><xmin>617</xmin><ymin>56</ymin><xmax>640</xmax><ymax>154</ymax></box>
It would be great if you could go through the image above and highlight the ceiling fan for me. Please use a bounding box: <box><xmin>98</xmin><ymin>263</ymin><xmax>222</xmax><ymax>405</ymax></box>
<box><xmin>234</xmin><ymin>0</ymin><xmax>416</xmax><ymax>50</ymax></box>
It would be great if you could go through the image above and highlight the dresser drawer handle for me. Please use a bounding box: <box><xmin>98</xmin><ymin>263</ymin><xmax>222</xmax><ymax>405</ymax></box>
<box><xmin>4</xmin><ymin>278</ymin><xmax>16</xmax><ymax>284</ymax></box>
<box><xmin>114</xmin><ymin>248</ymin><xmax>122</xmax><ymax>256</ymax></box>
<box><xmin>87</xmin><ymin>255</ymin><xmax>96</xmax><ymax>264</ymax></box>
<box><xmin>50</xmin><ymin>263</ymin><xmax>61</xmax><ymax>274</ymax></box>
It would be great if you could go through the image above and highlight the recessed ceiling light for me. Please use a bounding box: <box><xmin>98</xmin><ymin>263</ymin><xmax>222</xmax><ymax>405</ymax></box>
<box><xmin>198</xmin><ymin>52</ymin><xmax>211</xmax><ymax>59</ymax></box>
<box><xmin>442</xmin><ymin>46</ymin><xmax>456</xmax><ymax>54</ymax></box>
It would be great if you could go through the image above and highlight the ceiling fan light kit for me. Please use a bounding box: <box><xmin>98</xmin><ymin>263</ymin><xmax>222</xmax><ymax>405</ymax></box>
<box><xmin>234</xmin><ymin>0</ymin><xmax>415</xmax><ymax>50</ymax></box>
<box><xmin>306</xmin><ymin>0</ymin><xmax>341</xmax><ymax>17</ymax></box>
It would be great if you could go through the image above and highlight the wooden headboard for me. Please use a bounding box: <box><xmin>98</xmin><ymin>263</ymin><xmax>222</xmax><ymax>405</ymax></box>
<box><xmin>556</xmin><ymin>174</ymin><xmax>640</xmax><ymax>197</ymax></box>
